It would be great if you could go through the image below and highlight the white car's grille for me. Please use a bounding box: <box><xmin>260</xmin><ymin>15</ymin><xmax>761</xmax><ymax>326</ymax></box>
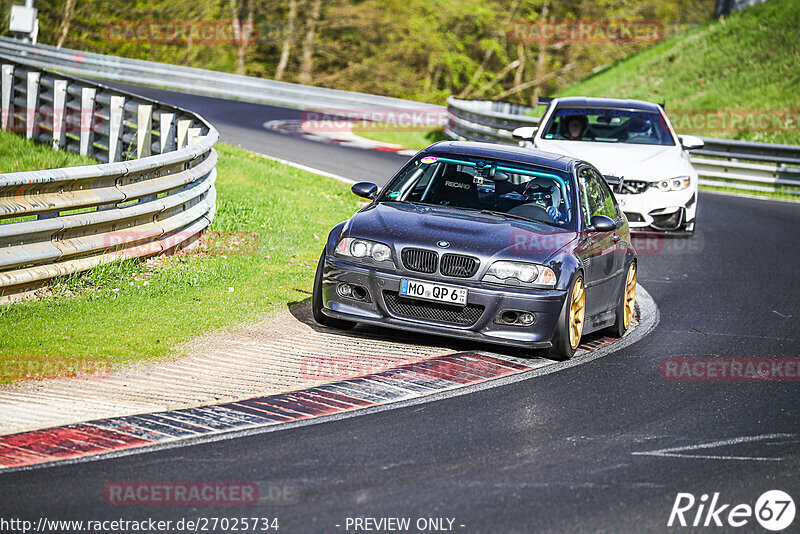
<box><xmin>615</xmin><ymin>180</ymin><xmax>650</xmax><ymax>195</ymax></box>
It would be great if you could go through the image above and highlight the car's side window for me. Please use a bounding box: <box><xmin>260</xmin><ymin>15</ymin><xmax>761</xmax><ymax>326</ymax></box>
<box><xmin>577</xmin><ymin>168</ymin><xmax>598</xmax><ymax>225</ymax></box>
<box><xmin>590</xmin><ymin>169</ymin><xmax>620</xmax><ymax>220</ymax></box>
<box><xmin>578</xmin><ymin>167</ymin><xmax>617</xmax><ymax>225</ymax></box>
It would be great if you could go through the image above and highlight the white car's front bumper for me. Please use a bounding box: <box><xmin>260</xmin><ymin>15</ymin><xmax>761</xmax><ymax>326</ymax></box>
<box><xmin>616</xmin><ymin>186</ymin><xmax>697</xmax><ymax>232</ymax></box>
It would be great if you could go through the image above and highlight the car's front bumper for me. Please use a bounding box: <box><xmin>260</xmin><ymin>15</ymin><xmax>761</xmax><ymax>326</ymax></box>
<box><xmin>320</xmin><ymin>256</ymin><xmax>568</xmax><ymax>350</ymax></box>
<box><xmin>617</xmin><ymin>187</ymin><xmax>697</xmax><ymax>232</ymax></box>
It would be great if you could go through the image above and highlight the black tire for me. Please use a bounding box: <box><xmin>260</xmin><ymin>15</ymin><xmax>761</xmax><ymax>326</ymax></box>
<box><xmin>607</xmin><ymin>261</ymin><xmax>636</xmax><ymax>338</ymax></box>
<box><xmin>549</xmin><ymin>275</ymin><xmax>584</xmax><ymax>361</ymax></box>
<box><xmin>312</xmin><ymin>250</ymin><xmax>356</xmax><ymax>330</ymax></box>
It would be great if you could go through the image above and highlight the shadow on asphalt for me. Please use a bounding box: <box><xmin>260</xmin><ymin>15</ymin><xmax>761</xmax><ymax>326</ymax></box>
<box><xmin>286</xmin><ymin>297</ymin><xmax>610</xmax><ymax>361</ymax></box>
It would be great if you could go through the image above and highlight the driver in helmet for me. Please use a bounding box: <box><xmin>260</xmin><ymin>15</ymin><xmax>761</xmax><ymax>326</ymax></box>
<box><xmin>524</xmin><ymin>178</ymin><xmax>566</xmax><ymax>223</ymax></box>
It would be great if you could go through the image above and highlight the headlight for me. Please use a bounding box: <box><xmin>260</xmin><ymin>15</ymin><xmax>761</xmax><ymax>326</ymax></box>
<box><xmin>484</xmin><ymin>261</ymin><xmax>557</xmax><ymax>287</ymax></box>
<box><xmin>335</xmin><ymin>237</ymin><xmax>392</xmax><ymax>262</ymax></box>
<box><xmin>656</xmin><ymin>176</ymin><xmax>691</xmax><ymax>192</ymax></box>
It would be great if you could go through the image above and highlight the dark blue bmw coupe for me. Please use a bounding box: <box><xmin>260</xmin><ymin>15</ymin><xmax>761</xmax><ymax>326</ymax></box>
<box><xmin>312</xmin><ymin>141</ymin><xmax>637</xmax><ymax>360</ymax></box>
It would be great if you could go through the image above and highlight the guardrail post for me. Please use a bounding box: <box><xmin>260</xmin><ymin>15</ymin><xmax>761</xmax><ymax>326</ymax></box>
<box><xmin>25</xmin><ymin>71</ymin><xmax>41</xmax><ymax>140</ymax></box>
<box><xmin>159</xmin><ymin>112</ymin><xmax>176</xmax><ymax>154</ymax></box>
<box><xmin>188</xmin><ymin>127</ymin><xmax>201</xmax><ymax>146</ymax></box>
<box><xmin>1</xmin><ymin>65</ymin><xmax>13</xmax><ymax>131</ymax></box>
<box><xmin>177</xmin><ymin>119</ymin><xmax>191</xmax><ymax>149</ymax></box>
<box><xmin>136</xmin><ymin>104</ymin><xmax>152</xmax><ymax>158</ymax></box>
<box><xmin>108</xmin><ymin>95</ymin><xmax>125</xmax><ymax>163</ymax></box>
<box><xmin>79</xmin><ymin>87</ymin><xmax>96</xmax><ymax>156</ymax></box>
<box><xmin>51</xmin><ymin>80</ymin><xmax>67</xmax><ymax>150</ymax></box>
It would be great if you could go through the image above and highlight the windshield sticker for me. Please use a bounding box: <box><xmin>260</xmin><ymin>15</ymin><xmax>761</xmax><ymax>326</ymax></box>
<box><xmin>554</xmin><ymin>107</ymin><xmax>660</xmax><ymax>121</ymax></box>
<box><xmin>387</xmin><ymin>191</ymin><xmax>401</xmax><ymax>199</ymax></box>
<box><xmin>420</xmin><ymin>156</ymin><xmax>438</xmax><ymax>164</ymax></box>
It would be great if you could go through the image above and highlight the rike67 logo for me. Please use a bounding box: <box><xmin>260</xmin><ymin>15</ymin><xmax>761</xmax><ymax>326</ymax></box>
<box><xmin>669</xmin><ymin>490</ymin><xmax>795</xmax><ymax>531</ymax></box>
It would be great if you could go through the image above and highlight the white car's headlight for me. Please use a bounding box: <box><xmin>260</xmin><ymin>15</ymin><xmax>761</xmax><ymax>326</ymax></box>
<box><xmin>335</xmin><ymin>237</ymin><xmax>392</xmax><ymax>262</ymax></box>
<box><xmin>484</xmin><ymin>261</ymin><xmax>557</xmax><ymax>287</ymax></box>
<box><xmin>655</xmin><ymin>176</ymin><xmax>691</xmax><ymax>192</ymax></box>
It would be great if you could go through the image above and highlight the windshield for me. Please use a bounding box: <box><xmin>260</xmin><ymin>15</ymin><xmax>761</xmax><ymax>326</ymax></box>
<box><xmin>380</xmin><ymin>155</ymin><xmax>576</xmax><ymax>229</ymax></box>
<box><xmin>542</xmin><ymin>106</ymin><xmax>675</xmax><ymax>146</ymax></box>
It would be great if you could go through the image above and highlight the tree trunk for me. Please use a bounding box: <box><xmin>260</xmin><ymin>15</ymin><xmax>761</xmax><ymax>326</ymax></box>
<box><xmin>299</xmin><ymin>0</ymin><xmax>322</xmax><ymax>85</ymax></box>
<box><xmin>231</xmin><ymin>0</ymin><xmax>254</xmax><ymax>75</ymax></box>
<box><xmin>531</xmin><ymin>1</ymin><xmax>549</xmax><ymax>106</ymax></box>
<box><xmin>56</xmin><ymin>0</ymin><xmax>77</xmax><ymax>48</ymax></box>
<box><xmin>275</xmin><ymin>0</ymin><xmax>297</xmax><ymax>81</ymax></box>
<box><xmin>513</xmin><ymin>42</ymin><xmax>525</xmax><ymax>87</ymax></box>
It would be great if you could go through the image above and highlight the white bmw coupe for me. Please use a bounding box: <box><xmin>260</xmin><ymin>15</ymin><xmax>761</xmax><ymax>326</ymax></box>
<box><xmin>514</xmin><ymin>97</ymin><xmax>704</xmax><ymax>235</ymax></box>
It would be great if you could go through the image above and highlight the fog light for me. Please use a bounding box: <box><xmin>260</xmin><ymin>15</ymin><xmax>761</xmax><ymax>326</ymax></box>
<box><xmin>494</xmin><ymin>310</ymin><xmax>535</xmax><ymax>326</ymax></box>
<box><xmin>337</xmin><ymin>283</ymin><xmax>353</xmax><ymax>298</ymax></box>
<box><xmin>518</xmin><ymin>312</ymin><xmax>535</xmax><ymax>326</ymax></box>
<box><xmin>337</xmin><ymin>283</ymin><xmax>370</xmax><ymax>302</ymax></box>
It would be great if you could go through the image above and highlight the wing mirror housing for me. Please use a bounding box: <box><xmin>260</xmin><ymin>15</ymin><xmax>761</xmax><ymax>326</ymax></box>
<box><xmin>512</xmin><ymin>126</ymin><xmax>538</xmax><ymax>141</ymax></box>
<box><xmin>351</xmin><ymin>182</ymin><xmax>378</xmax><ymax>200</ymax></box>
<box><xmin>679</xmin><ymin>135</ymin><xmax>704</xmax><ymax>151</ymax></box>
<box><xmin>589</xmin><ymin>215</ymin><xmax>617</xmax><ymax>232</ymax></box>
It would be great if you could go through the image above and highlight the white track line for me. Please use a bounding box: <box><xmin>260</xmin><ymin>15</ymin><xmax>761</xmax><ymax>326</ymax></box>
<box><xmin>632</xmin><ymin>433</ymin><xmax>798</xmax><ymax>462</ymax></box>
<box><xmin>252</xmin><ymin>151</ymin><xmax>357</xmax><ymax>184</ymax></box>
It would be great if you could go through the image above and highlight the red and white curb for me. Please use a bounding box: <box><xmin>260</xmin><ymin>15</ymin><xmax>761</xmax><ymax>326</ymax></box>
<box><xmin>0</xmin><ymin>288</ymin><xmax>655</xmax><ymax>473</ymax></box>
<box><xmin>0</xmin><ymin>353</ymin><xmax>541</xmax><ymax>470</ymax></box>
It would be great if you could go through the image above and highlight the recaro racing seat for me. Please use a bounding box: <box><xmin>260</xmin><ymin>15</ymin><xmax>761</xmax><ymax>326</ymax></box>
<box><xmin>429</xmin><ymin>167</ymin><xmax>480</xmax><ymax>210</ymax></box>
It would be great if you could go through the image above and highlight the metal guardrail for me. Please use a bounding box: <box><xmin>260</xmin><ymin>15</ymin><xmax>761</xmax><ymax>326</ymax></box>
<box><xmin>0</xmin><ymin>36</ymin><xmax>442</xmax><ymax>113</ymax></box>
<box><xmin>0</xmin><ymin>58</ymin><xmax>219</xmax><ymax>300</ymax></box>
<box><xmin>447</xmin><ymin>97</ymin><xmax>800</xmax><ymax>196</ymax></box>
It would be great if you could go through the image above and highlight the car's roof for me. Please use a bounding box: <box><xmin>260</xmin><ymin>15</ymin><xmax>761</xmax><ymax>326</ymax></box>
<box><xmin>554</xmin><ymin>96</ymin><xmax>663</xmax><ymax>113</ymax></box>
<box><xmin>420</xmin><ymin>141</ymin><xmax>577</xmax><ymax>172</ymax></box>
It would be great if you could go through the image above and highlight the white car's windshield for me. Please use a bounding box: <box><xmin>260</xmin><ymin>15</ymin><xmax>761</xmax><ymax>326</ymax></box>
<box><xmin>542</xmin><ymin>106</ymin><xmax>675</xmax><ymax>146</ymax></box>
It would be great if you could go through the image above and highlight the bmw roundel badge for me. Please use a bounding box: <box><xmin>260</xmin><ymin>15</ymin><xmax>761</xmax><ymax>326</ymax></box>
<box><xmin>437</xmin><ymin>241</ymin><xmax>450</xmax><ymax>248</ymax></box>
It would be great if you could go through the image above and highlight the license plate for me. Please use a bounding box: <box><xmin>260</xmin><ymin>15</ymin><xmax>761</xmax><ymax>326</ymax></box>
<box><xmin>399</xmin><ymin>279</ymin><xmax>468</xmax><ymax>306</ymax></box>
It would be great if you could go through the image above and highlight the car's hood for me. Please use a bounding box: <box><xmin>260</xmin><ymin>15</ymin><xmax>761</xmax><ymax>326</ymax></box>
<box><xmin>535</xmin><ymin>139</ymin><xmax>692</xmax><ymax>180</ymax></box>
<box><xmin>345</xmin><ymin>202</ymin><xmax>578</xmax><ymax>264</ymax></box>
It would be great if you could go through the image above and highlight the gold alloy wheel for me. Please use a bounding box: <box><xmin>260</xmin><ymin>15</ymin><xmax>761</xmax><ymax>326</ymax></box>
<box><xmin>568</xmin><ymin>277</ymin><xmax>586</xmax><ymax>350</ymax></box>
<box><xmin>623</xmin><ymin>263</ymin><xmax>637</xmax><ymax>329</ymax></box>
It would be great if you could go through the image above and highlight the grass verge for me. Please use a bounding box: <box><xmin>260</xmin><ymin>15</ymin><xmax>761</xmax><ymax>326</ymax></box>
<box><xmin>0</xmin><ymin>131</ymin><xmax>97</xmax><ymax>173</ymax></box>
<box><xmin>0</xmin><ymin>143</ymin><xmax>361</xmax><ymax>383</ymax></box>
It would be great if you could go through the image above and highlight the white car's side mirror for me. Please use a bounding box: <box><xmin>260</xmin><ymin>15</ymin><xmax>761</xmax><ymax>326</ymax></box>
<box><xmin>512</xmin><ymin>126</ymin><xmax>538</xmax><ymax>141</ymax></box>
<box><xmin>679</xmin><ymin>135</ymin><xmax>704</xmax><ymax>150</ymax></box>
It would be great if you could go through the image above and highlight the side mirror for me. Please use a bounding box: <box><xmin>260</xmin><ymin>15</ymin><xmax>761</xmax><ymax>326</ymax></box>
<box><xmin>589</xmin><ymin>215</ymin><xmax>617</xmax><ymax>232</ymax></box>
<box><xmin>351</xmin><ymin>181</ymin><xmax>378</xmax><ymax>200</ymax></box>
<box><xmin>679</xmin><ymin>135</ymin><xmax>704</xmax><ymax>151</ymax></box>
<box><xmin>512</xmin><ymin>126</ymin><xmax>538</xmax><ymax>141</ymax></box>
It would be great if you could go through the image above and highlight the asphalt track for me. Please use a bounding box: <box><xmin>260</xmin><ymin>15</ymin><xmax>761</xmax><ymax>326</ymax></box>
<box><xmin>1</xmin><ymin>85</ymin><xmax>800</xmax><ymax>532</ymax></box>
